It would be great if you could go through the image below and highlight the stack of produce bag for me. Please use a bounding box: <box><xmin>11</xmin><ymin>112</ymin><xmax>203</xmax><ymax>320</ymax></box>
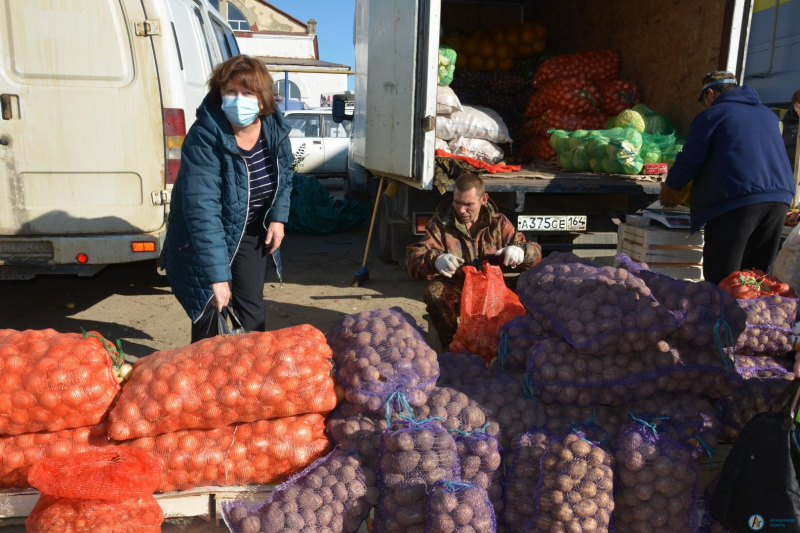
<box><xmin>26</xmin><ymin>447</ymin><xmax>163</xmax><ymax>533</ymax></box>
<box><xmin>435</xmin><ymin>96</ymin><xmax>511</xmax><ymax>164</ymax></box>
<box><xmin>0</xmin><ymin>329</ymin><xmax>123</xmax><ymax>489</ymax></box>
<box><xmin>107</xmin><ymin>324</ymin><xmax>338</xmax><ymax>492</ymax></box>
<box><xmin>548</xmin><ymin>126</ymin><xmax>677</xmax><ymax>175</ymax></box>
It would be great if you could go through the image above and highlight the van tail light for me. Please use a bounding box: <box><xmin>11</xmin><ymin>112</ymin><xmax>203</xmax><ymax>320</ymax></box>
<box><xmin>164</xmin><ymin>108</ymin><xmax>186</xmax><ymax>184</ymax></box>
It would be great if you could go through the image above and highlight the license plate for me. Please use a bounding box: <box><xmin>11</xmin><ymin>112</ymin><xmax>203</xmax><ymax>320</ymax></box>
<box><xmin>517</xmin><ymin>215</ymin><xmax>587</xmax><ymax>232</ymax></box>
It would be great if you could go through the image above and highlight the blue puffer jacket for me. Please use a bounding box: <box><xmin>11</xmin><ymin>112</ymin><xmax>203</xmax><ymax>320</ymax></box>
<box><xmin>161</xmin><ymin>94</ymin><xmax>293</xmax><ymax>322</ymax></box>
<box><xmin>665</xmin><ymin>85</ymin><xmax>795</xmax><ymax>232</ymax></box>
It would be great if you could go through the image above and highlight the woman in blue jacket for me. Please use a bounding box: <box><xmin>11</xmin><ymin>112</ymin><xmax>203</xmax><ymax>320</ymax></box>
<box><xmin>161</xmin><ymin>55</ymin><xmax>293</xmax><ymax>341</ymax></box>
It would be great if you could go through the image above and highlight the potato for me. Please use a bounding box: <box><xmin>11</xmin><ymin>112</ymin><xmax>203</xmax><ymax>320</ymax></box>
<box><xmin>328</xmin><ymin>308</ymin><xmax>439</xmax><ymax>415</ymax></box>
<box><xmin>613</xmin><ymin>424</ymin><xmax>698</xmax><ymax>533</ymax></box>
<box><xmin>375</xmin><ymin>419</ymin><xmax>458</xmax><ymax>532</ymax></box>
<box><xmin>454</xmin><ymin>432</ymin><xmax>504</xmax><ymax>523</ymax></box>
<box><xmin>223</xmin><ymin>450</ymin><xmax>376</xmax><ymax>533</ymax></box>
<box><xmin>426</xmin><ymin>481</ymin><xmax>495</xmax><ymax>533</ymax></box>
<box><xmin>735</xmin><ymin>296</ymin><xmax>796</xmax><ymax>356</ymax></box>
<box><xmin>437</xmin><ymin>352</ymin><xmax>494</xmax><ymax>387</ymax></box>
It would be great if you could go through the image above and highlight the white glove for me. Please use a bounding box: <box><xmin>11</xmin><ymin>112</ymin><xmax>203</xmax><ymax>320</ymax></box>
<box><xmin>435</xmin><ymin>254</ymin><xmax>464</xmax><ymax>278</ymax></box>
<box><xmin>496</xmin><ymin>246</ymin><xmax>525</xmax><ymax>268</ymax></box>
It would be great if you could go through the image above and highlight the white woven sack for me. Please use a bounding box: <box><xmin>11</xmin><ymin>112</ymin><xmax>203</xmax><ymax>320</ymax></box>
<box><xmin>435</xmin><ymin>105</ymin><xmax>512</xmax><ymax>144</ymax></box>
<box><xmin>448</xmin><ymin>136</ymin><xmax>504</xmax><ymax>164</ymax></box>
<box><xmin>437</xmin><ymin>86</ymin><xmax>462</xmax><ymax>115</ymax></box>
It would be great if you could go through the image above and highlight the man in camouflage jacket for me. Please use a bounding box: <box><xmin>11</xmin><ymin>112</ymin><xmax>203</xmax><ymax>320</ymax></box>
<box><xmin>406</xmin><ymin>174</ymin><xmax>542</xmax><ymax>348</ymax></box>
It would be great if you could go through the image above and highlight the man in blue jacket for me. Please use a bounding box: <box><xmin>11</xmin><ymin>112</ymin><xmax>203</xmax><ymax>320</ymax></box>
<box><xmin>659</xmin><ymin>71</ymin><xmax>796</xmax><ymax>284</ymax></box>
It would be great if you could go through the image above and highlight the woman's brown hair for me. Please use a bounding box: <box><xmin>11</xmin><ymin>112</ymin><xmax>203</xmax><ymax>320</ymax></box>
<box><xmin>792</xmin><ymin>89</ymin><xmax>800</xmax><ymax>107</ymax></box>
<box><xmin>207</xmin><ymin>55</ymin><xmax>276</xmax><ymax>116</ymax></box>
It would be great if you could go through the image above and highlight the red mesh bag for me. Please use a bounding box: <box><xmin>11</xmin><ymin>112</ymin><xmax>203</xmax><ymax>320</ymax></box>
<box><xmin>449</xmin><ymin>263</ymin><xmax>526</xmax><ymax>365</ymax></box>
<box><xmin>125</xmin><ymin>414</ymin><xmax>330</xmax><ymax>492</ymax></box>
<box><xmin>525</xmin><ymin>109</ymin><xmax>611</xmax><ymax>136</ymax></box>
<box><xmin>25</xmin><ymin>494</ymin><xmax>163</xmax><ymax>533</ymax></box>
<box><xmin>28</xmin><ymin>447</ymin><xmax>159</xmax><ymax>499</ymax></box>
<box><xmin>599</xmin><ymin>79</ymin><xmax>642</xmax><ymax>116</ymax></box>
<box><xmin>0</xmin><ymin>419</ymin><xmax>111</xmax><ymax>489</ymax></box>
<box><xmin>518</xmin><ymin>134</ymin><xmax>556</xmax><ymax>162</ymax></box>
<box><xmin>532</xmin><ymin>49</ymin><xmax>620</xmax><ymax>87</ymax></box>
<box><xmin>526</xmin><ymin>77</ymin><xmax>602</xmax><ymax>117</ymax></box>
<box><xmin>108</xmin><ymin>325</ymin><xmax>337</xmax><ymax>440</ymax></box>
<box><xmin>0</xmin><ymin>329</ymin><xmax>122</xmax><ymax>436</ymax></box>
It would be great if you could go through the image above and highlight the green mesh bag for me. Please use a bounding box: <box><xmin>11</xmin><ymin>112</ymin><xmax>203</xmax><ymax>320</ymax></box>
<box><xmin>438</xmin><ymin>46</ymin><xmax>457</xmax><ymax>87</ymax></box>
<box><xmin>548</xmin><ymin>127</ymin><xmax>678</xmax><ymax>175</ymax></box>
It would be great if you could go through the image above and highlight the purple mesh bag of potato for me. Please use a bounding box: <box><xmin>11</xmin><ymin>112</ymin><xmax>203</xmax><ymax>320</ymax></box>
<box><xmin>735</xmin><ymin>295</ymin><xmax>798</xmax><ymax>356</ymax></box>
<box><xmin>453</xmin><ymin>431</ymin><xmax>504</xmax><ymax>530</ymax></box>
<box><xmin>699</xmin><ymin>476</ymin><xmax>731</xmax><ymax>533</ymax></box>
<box><xmin>221</xmin><ymin>448</ymin><xmax>378</xmax><ymax>533</ymax></box>
<box><xmin>437</xmin><ymin>351</ymin><xmax>494</xmax><ymax>388</ymax></box>
<box><xmin>425</xmin><ymin>480</ymin><xmax>497</xmax><ymax>533</ymax></box>
<box><xmin>503</xmin><ymin>430</ymin><xmax>552</xmax><ymax>533</ymax></box>
<box><xmin>413</xmin><ymin>386</ymin><xmax>496</xmax><ymax>438</ymax></box>
<box><xmin>526</xmin><ymin>338</ymin><xmax>739</xmax><ymax>407</ymax></box>
<box><xmin>326</xmin><ymin>401</ymin><xmax>389</xmax><ymax>470</ymax></box>
<box><xmin>327</xmin><ymin>307</ymin><xmax>440</xmax><ymax>414</ymax></box>
<box><xmin>497</xmin><ymin>315</ymin><xmax>546</xmax><ymax>373</ymax></box>
<box><xmin>613</xmin><ymin>416</ymin><xmax>700</xmax><ymax>533</ymax></box>
<box><xmin>516</xmin><ymin>258</ymin><xmax>679</xmax><ymax>355</ymax></box>
<box><xmin>375</xmin><ymin>418</ymin><xmax>460</xmax><ymax>533</ymax></box>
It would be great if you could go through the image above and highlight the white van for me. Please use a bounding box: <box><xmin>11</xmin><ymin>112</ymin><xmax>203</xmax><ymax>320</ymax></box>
<box><xmin>0</xmin><ymin>0</ymin><xmax>239</xmax><ymax>280</ymax></box>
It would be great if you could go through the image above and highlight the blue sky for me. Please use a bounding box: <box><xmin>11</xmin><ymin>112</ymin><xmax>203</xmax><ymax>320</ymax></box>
<box><xmin>267</xmin><ymin>0</ymin><xmax>356</xmax><ymax>89</ymax></box>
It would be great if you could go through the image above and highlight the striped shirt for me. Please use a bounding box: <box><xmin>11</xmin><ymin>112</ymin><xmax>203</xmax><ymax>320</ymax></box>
<box><xmin>239</xmin><ymin>135</ymin><xmax>277</xmax><ymax>227</ymax></box>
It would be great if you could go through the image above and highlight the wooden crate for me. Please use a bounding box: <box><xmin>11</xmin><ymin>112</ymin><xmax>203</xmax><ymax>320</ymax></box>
<box><xmin>617</xmin><ymin>223</ymin><xmax>704</xmax><ymax>280</ymax></box>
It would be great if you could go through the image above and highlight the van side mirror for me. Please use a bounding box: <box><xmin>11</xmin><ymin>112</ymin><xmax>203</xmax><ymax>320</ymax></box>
<box><xmin>332</xmin><ymin>96</ymin><xmax>353</xmax><ymax>124</ymax></box>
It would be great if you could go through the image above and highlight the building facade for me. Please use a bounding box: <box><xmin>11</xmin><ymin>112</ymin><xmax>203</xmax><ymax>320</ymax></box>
<box><xmin>215</xmin><ymin>0</ymin><xmax>350</xmax><ymax>108</ymax></box>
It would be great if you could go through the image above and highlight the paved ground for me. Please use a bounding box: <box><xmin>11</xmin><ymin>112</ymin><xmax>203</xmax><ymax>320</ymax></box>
<box><xmin>0</xmin><ymin>183</ymin><xmax>425</xmax><ymax>531</ymax></box>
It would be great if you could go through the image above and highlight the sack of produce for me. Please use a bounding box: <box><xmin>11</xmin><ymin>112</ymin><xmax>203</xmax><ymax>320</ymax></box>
<box><xmin>448</xmin><ymin>136</ymin><xmax>505</xmax><ymax>164</ymax></box>
<box><xmin>516</xmin><ymin>259</ymin><xmax>679</xmax><ymax>355</ymax></box>
<box><xmin>503</xmin><ymin>431</ymin><xmax>550</xmax><ymax>533</ymax></box>
<box><xmin>436</xmin><ymin>105</ymin><xmax>512</xmax><ymax>144</ymax></box>
<box><xmin>438</xmin><ymin>46</ymin><xmax>457</xmax><ymax>87</ymax></box>
<box><xmin>518</xmin><ymin>133</ymin><xmax>556</xmax><ymax>162</ymax></box>
<box><xmin>497</xmin><ymin>315</ymin><xmax>545</xmax><ymax>373</ymax></box>
<box><xmin>527</xmin><ymin>338</ymin><xmax>737</xmax><ymax>407</ymax></box>
<box><xmin>437</xmin><ymin>86</ymin><xmax>462</xmax><ymax>115</ymax></box>
<box><xmin>26</xmin><ymin>495</ymin><xmax>164</xmax><ymax>533</ymax></box>
<box><xmin>26</xmin><ymin>447</ymin><xmax>163</xmax><ymax>533</ymax></box>
<box><xmin>0</xmin><ymin>329</ymin><xmax>124</xmax><ymax>436</ymax></box>
<box><xmin>109</xmin><ymin>325</ymin><xmax>337</xmax><ymax>440</ymax></box>
<box><xmin>413</xmin><ymin>386</ymin><xmax>494</xmax><ymax>437</ymax></box>
<box><xmin>699</xmin><ymin>477</ymin><xmax>729</xmax><ymax>533</ymax></box>
<box><xmin>719</xmin><ymin>269</ymin><xmax>797</xmax><ymax>299</ymax></box>
<box><xmin>126</xmin><ymin>414</ymin><xmax>329</xmax><ymax>492</ymax></box>
<box><xmin>533</xmin><ymin>50</ymin><xmax>619</xmax><ymax>87</ymax></box>
<box><xmin>616</xmin><ymin>254</ymin><xmax>747</xmax><ymax>349</ymax></box>
<box><xmin>327</xmin><ymin>401</ymin><xmax>389</xmax><ymax>470</ymax></box>
<box><xmin>542</xmin><ymin>405</ymin><xmax>623</xmax><ymax>445</ymax></box>
<box><xmin>375</xmin><ymin>418</ymin><xmax>459</xmax><ymax>533</ymax></box>
<box><xmin>509</xmin><ymin>428</ymin><xmax>615</xmax><ymax>533</ymax></box>
<box><xmin>621</xmin><ymin>392</ymin><xmax>721</xmax><ymax>461</ymax></box>
<box><xmin>449</xmin><ymin>264</ymin><xmax>526</xmax><ymax>364</ymax></box>
<box><xmin>437</xmin><ymin>351</ymin><xmax>494</xmax><ymax>388</ymax></box>
<box><xmin>455</xmin><ymin>374</ymin><xmax>545</xmax><ymax>449</ymax></box>
<box><xmin>527</xmin><ymin>109</ymin><xmax>610</xmax><ymax>136</ymax></box>
<box><xmin>223</xmin><ymin>449</ymin><xmax>378</xmax><ymax>533</ymax></box>
<box><xmin>613</xmin><ymin>417</ymin><xmax>699</xmax><ymax>533</ymax></box>
<box><xmin>735</xmin><ymin>295</ymin><xmax>797</xmax><ymax>355</ymax></box>
<box><xmin>453</xmin><ymin>431</ymin><xmax>504</xmax><ymax>527</ymax></box>
<box><xmin>0</xmin><ymin>419</ymin><xmax>111</xmax><ymax>489</ymax></box>
<box><xmin>435</xmin><ymin>138</ymin><xmax>452</xmax><ymax>153</ymax></box>
<box><xmin>600</xmin><ymin>80</ymin><xmax>642</xmax><ymax>116</ymax></box>
<box><xmin>426</xmin><ymin>480</ymin><xmax>496</xmax><ymax>533</ymax></box>
<box><xmin>526</xmin><ymin>77</ymin><xmax>602</xmax><ymax>117</ymax></box>
<box><xmin>327</xmin><ymin>308</ymin><xmax>439</xmax><ymax>414</ymax></box>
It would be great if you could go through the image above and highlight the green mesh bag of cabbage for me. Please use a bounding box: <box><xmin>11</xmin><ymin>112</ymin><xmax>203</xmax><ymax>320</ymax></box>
<box><xmin>548</xmin><ymin>127</ymin><xmax>676</xmax><ymax>175</ymax></box>
<box><xmin>438</xmin><ymin>46</ymin><xmax>457</xmax><ymax>87</ymax></box>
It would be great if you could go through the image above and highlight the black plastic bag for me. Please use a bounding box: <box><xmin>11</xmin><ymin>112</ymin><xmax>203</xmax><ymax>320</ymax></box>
<box><xmin>208</xmin><ymin>306</ymin><xmax>246</xmax><ymax>337</ymax></box>
<box><xmin>711</xmin><ymin>380</ymin><xmax>800</xmax><ymax>532</ymax></box>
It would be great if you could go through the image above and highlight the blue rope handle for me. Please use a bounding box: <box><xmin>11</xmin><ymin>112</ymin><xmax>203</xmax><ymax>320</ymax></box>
<box><xmin>384</xmin><ymin>391</ymin><xmax>413</xmax><ymax>427</ymax></box>
<box><xmin>523</xmin><ymin>375</ymin><xmax>539</xmax><ymax>406</ymax></box>
<box><xmin>498</xmin><ymin>329</ymin><xmax>508</xmax><ymax>371</ymax></box>
<box><xmin>694</xmin><ymin>432</ymin><xmax>716</xmax><ymax>468</ymax></box>
<box><xmin>628</xmin><ymin>412</ymin><xmax>670</xmax><ymax>436</ymax></box>
<box><xmin>713</xmin><ymin>318</ymin><xmax>736</xmax><ymax>371</ymax></box>
<box><xmin>570</xmin><ymin>409</ymin><xmax>598</xmax><ymax>427</ymax></box>
<box><xmin>448</xmin><ymin>422</ymin><xmax>491</xmax><ymax>437</ymax></box>
<box><xmin>441</xmin><ymin>481</ymin><xmax>474</xmax><ymax>492</ymax></box>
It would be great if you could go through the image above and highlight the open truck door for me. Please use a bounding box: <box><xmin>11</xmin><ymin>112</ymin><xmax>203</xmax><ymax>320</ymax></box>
<box><xmin>351</xmin><ymin>0</ymin><xmax>440</xmax><ymax>190</ymax></box>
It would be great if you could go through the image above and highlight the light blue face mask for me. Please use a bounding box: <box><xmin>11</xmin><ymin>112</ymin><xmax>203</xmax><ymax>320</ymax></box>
<box><xmin>221</xmin><ymin>95</ymin><xmax>260</xmax><ymax>127</ymax></box>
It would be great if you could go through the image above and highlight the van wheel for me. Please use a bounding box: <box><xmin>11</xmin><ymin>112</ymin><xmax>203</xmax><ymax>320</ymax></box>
<box><xmin>377</xmin><ymin>210</ymin><xmax>394</xmax><ymax>263</ymax></box>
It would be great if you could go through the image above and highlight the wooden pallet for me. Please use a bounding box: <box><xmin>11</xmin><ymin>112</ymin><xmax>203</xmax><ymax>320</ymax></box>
<box><xmin>617</xmin><ymin>223</ymin><xmax>704</xmax><ymax>280</ymax></box>
<box><xmin>0</xmin><ymin>484</ymin><xmax>274</xmax><ymax>527</ymax></box>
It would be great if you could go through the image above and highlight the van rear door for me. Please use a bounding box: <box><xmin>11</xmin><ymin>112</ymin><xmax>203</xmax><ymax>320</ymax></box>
<box><xmin>0</xmin><ymin>0</ymin><xmax>164</xmax><ymax>236</ymax></box>
<box><xmin>353</xmin><ymin>0</ymin><xmax>440</xmax><ymax>190</ymax></box>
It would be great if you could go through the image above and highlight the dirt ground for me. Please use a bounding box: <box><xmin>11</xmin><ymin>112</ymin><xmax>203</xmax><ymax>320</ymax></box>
<box><xmin>0</xmin><ymin>186</ymin><xmax>430</xmax><ymax>532</ymax></box>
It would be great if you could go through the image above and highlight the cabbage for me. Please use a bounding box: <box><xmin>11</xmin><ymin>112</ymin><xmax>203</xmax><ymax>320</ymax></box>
<box><xmin>644</xmin><ymin>114</ymin><xmax>672</xmax><ymax>135</ymax></box>
<box><xmin>621</xmin><ymin>128</ymin><xmax>644</xmax><ymax>152</ymax></box>
<box><xmin>601</xmin><ymin>157</ymin><xmax>623</xmax><ymax>174</ymax></box>
<box><xmin>590</xmin><ymin>157</ymin><xmax>603</xmax><ymax>173</ymax></box>
<box><xmin>641</xmin><ymin>148</ymin><xmax>662</xmax><ymax>164</ymax></box>
<box><xmin>631</xmin><ymin>104</ymin><xmax>655</xmax><ymax>116</ymax></box>
<box><xmin>621</xmin><ymin>159</ymin><xmax>644</xmax><ymax>175</ymax></box>
<box><xmin>573</xmin><ymin>147</ymin><xmax>591</xmax><ymax>171</ymax></box>
<box><xmin>614</xmin><ymin>110</ymin><xmax>646</xmax><ymax>133</ymax></box>
<box><xmin>606</xmin><ymin>116</ymin><xmax>617</xmax><ymax>129</ymax></box>
<box><xmin>559</xmin><ymin>152</ymin><xmax>576</xmax><ymax>170</ymax></box>
<box><xmin>549</xmin><ymin>131</ymin><xmax>570</xmax><ymax>154</ymax></box>
<box><xmin>567</xmin><ymin>130</ymin><xmax>590</xmax><ymax>151</ymax></box>
<box><xmin>587</xmin><ymin>136</ymin><xmax>610</xmax><ymax>159</ymax></box>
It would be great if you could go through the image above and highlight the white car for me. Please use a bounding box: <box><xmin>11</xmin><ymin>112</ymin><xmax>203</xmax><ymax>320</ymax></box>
<box><xmin>284</xmin><ymin>108</ymin><xmax>353</xmax><ymax>177</ymax></box>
